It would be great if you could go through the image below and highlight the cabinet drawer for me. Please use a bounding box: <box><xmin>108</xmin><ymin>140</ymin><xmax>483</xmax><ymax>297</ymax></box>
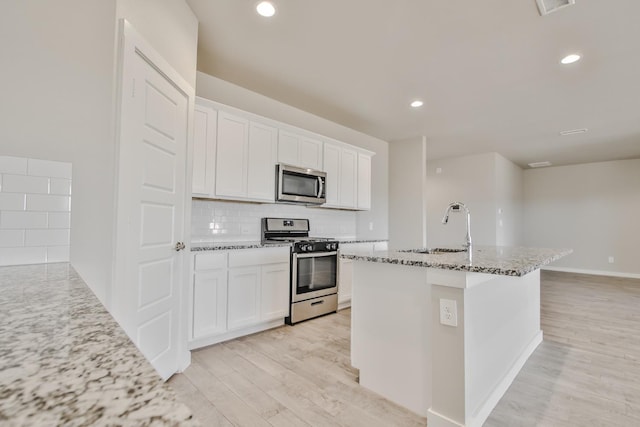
<box><xmin>229</xmin><ymin>247</ymin><xmax>290</xmax><ymax>267</ymax></box>
<box><xmin>194</xmin><ymin>252</ymin><xmax>228</xmax><ymax>271</ymax></box>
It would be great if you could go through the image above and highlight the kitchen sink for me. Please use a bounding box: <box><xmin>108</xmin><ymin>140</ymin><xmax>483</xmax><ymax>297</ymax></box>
<box><xmin>402</xmin><ymin>247</ymin><xmax>467</xmax><ymax>254</ymax></box>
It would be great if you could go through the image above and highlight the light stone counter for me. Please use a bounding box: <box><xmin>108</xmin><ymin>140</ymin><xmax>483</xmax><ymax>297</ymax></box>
<box><xmin>341</xmin><ymin>245</ymin><xmax>572</xmax><ymax>276</ymax></box>
<box><xmin>0</xmin><ymin>263</ymin><xmax>198</xmax><ymax>426</ymax></box>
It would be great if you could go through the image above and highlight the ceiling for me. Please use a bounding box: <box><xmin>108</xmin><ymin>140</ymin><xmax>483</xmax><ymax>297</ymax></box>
<box><xmin>186</xmin><ymin>0</ymin><xmax>640</xmax><ymax>168</ymax></box>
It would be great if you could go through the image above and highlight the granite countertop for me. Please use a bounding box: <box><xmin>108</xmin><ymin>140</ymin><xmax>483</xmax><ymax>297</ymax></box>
<box><xmin>191</xmin><ymin>238</ymin><xmax>388</xmax><ymax>251</ymax></box>
<box><xmin>340</xmin><ymin>246</ymin><xmax>572</xmax><ymax>277</ymax></box>
<box><xmin>0</xmin><ymin>263</ymin><xmax>198</xmax><ymax>426</ymax></box>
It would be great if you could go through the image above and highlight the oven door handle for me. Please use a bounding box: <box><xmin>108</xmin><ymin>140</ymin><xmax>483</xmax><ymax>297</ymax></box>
<box><xmin>294</xmin><ymin>251</ymin><xmax>338</xmax><ymax>259</ymax></box>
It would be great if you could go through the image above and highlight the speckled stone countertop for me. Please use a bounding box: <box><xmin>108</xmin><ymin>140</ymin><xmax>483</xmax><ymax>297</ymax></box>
<box><xmin>340</xmin><ymin>246</ymin><xmax>572</xmax><ymax>277</ymax></box>
<box><xmin>0</xmin><ymin>263</ymin><xmax>198</xmax><ymax>426</ymax></box>
<box><xmin>191</xmin><ymin>241</ymin><xmax>291</xmax><ymax>251</ymax></box>
<box><xmin>190</xmin><ymin>238</ymin><xmax>387</xmax><ymax>251</ymax></box>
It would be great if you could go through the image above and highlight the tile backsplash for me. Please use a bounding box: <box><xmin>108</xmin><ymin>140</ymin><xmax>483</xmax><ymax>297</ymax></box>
<box><xmin>0</xmin><ymin>156</ymin><xmax>72</xmax><ymax>266</ymax></box>
<box><xmin>192</xmin><ymin>199</ymin><xmax>357</xmax><ymax>243</ymax></box>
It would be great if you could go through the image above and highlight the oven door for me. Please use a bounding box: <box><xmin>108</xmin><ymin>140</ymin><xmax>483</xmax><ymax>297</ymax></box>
<box><xmin>292</xmin><ymin>251</ymin><xmax>338</xmax><ymax>302</ymax></box>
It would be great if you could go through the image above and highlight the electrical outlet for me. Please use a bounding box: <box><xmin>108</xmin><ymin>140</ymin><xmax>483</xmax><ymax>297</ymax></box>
<box><xmin>608</xmin><ymin>256</ymin><xmax>615</xmax><ymax>264</ymax></box>
<box><xmin>439</xmin><ymin>299</ymin><xmax>458</xmax><ymax>327</ymax></box>
<box><xmin>436</xmin><ymin>167</ymin><xmax>442</xmax><ymax>174</ymax></box>
<box><xmin>369</xmin><ymin>222</ymin><xmax>374</xmax><ymax>231</ymax></box>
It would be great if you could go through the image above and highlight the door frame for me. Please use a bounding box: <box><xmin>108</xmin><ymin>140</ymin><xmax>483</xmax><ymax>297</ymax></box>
<box><xmin>112</xmin><ymin>19</ymin><xmax>195</xmax><ymax>376</ymax></box>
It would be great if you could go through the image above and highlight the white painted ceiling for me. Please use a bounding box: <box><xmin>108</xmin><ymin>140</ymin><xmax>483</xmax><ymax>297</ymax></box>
<box><xmin>186</xmin><ymin>0</ymin><xmax>640</xmax><ymax>167</ymax></box>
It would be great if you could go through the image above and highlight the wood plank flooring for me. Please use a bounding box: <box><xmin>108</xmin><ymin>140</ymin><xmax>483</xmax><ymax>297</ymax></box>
<box><xmin>169</xmin><ymin>271</ymin><xmax>640</xmax><ymax>426</ymax></box>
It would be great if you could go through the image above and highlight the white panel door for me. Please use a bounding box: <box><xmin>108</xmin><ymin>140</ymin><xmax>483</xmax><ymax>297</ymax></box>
<box><xmin>247</xmin><ymin>121</ymin><xmax>277</xmax><ymax>201</ymax></box>
<box><xmin>323</xmin><ymin>143</ymin><xmax>340</xmax><ymax>207</ymax></box>
<box><xmin>260</xmin><ymin>263</ymin><xmax>290</xmax><ymax>321</ymax></box>
<box><xmin>192</xmin><ymin>269</ymin><xmax>228</xmax><ymax>339</ymax></box>
<box><xmin>227</xmin><ymin>267</ymin><xmax>260</xmax><ymax>330</ymax></box>
<box><xmin>340</xmin><ymin>148</ymin><xmax>358</xmax><ymax>208</ymax></box>
<box><xmin>115</xmin><ymin>24</ymin><xmax>193</xmax><ymax>379</ymax></box>
<box><xmin>115</xmin><ymin>22</ymin><xmax>192</xmax><ymax>380</ymax></box>
<box><xmin>192</xmin><ymin>104</ymin><xmax>217</xmax><ymax>197</ymax></box>
<box><xmin>216</xmin><ymin>112</ymin><xmax>248</xmax><ymax>198</ymax></box>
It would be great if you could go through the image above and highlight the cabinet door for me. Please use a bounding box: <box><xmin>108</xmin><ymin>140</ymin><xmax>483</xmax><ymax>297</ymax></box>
<box><xmin>228</xmin><ymin>267</ymin><xmax>260</xmax><ymax>330</ymax></box>
<box><xmin>260</xmin><ymin>262</ymin><xmax>290</xmax><ymax>321</ymax></box>
<box><xmin>192</xmin><ymin>269</ymin><xmax>227</xmax><ymax>339</ymax></box>
<box><xmin>357</xmin><ymin>153</ymin><xmax>372</xmax><ymax>210</ymax></box>
<box><xmin>192</xmin><ymin>105</ymin><xmax>217</xmax><ymax>197</ymax></box>
<box><xmin>277</xmin><ymin>130</ymin><xmax>299</xmax><ymax>166</ymax></box>
<box><xmin>323</xmin><ymin>143</ymin><xmax>341</xmax><ymax>206</ymax></box>
<box><xmin>299</xmin><ymin>136</ymin><xmax>323</xmax><ymax>170</ymax></box>
<box><xmin>216</xmin><ymin>112</ymin><xmax>249</xmax><ymax>198</ymax></box>
<box><xmin>340</xmin><ymin>148</ymin><xmax>358</xmax><ymax>208</ymax></box>
<box><xmin>247</xmin><ymin>122</ymin><xmax>277</xmax><ymax>201</ymax></box>
<box><xmin>338</xmin><ymin>258</ymin><xmax>353</xmax><ymax>304</ymax></box>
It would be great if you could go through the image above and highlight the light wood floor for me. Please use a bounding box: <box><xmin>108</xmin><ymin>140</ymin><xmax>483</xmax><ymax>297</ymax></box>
<box><xmin>169</xmin><ymin>271</ymin><xmax>640</xmax><ymax>426</ymax></box>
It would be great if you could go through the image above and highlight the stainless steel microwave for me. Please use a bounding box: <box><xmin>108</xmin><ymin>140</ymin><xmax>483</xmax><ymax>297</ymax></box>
<box><xmin>276</xmin><ymin>164</ymin><xmax>326</xmax><ymax>205</ymax></box>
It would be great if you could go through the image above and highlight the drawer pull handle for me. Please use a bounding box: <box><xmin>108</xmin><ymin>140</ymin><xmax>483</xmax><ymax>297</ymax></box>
<box><xmin>311</xmin><ymin>300</ymin><xmax>324</xmax><ymax>306</ymax></box>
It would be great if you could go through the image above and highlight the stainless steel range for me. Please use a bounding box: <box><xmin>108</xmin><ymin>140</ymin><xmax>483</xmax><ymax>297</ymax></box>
<box><xmin>261</xmin><ymin>218</ymin><xmax>339</xmax><ymax>324</ymax></box>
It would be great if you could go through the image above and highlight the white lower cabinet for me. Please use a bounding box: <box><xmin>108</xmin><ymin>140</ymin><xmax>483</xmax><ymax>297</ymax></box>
<box><xmin>260</xmin><ymin>263</ymin><xmax>290</xmax><ymax>321</ymax></box>
<box><xmin>338</xmin><ymin>241</ymin><xmax>388</xmax><ymax>309</ymax></box>
<box><xmin>338</xmin><ymin>258</ymin><xmax>353</xmax><ymax>308</ymax></box>
<box><xmin>189</xmin><ymin>247</ymin><xmax>290</xmax><ymax>349</ymax></box>
<box><xmin>227</xmin><ymin>266</ymin><xmax>261</xmax><ymax>330</ymax></box>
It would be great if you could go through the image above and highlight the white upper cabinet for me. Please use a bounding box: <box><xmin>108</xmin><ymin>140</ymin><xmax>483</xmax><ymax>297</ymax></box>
<box><xmin>323</xmin><ymin>143</ymin><xmax>340</xmax><ymax>206</ymax></box>
<box><xmin>213</xmin><ymin>111</ymin><xmax>277</xmax><ymax>203</ymax></box>
<box><xmin>191</xmin><ymin>103</ymin><xmax>217</xmax><ymax>197</ymax></box>
<box><xmin>215</xmin><ymin>111</ymin><xmax>249</xmax><ymax>198</ymax></box>
<box><xmin>278</xmin><ymin>130</ymin><xmax>322</xmax><ymax>170</ymax></box>
<box><xmin>323</xmin><ymin>142</ymin><xmax>362</xmax><ymax>210</ymax></box>
<box><xmin>357</xmin><ymin>153</ymin><xmax>372</xmax><ymax>210</ymax></box>
<box><xmin>191</xmin><ymin>97</ymin><xmax>374</xmax><ymax>209</ymax></box>
<box><xmin>340</xmin><ymin>148</ymin><xmax>357</xmax><ymax>209</ymax></box>
<box><xmin>247</xmin><ymin>122</ymin><xmax>278</xmax><ymax>201</ymax></box>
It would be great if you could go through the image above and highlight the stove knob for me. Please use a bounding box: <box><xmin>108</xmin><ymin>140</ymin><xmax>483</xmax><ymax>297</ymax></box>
<box><xmin>325</xmin><ymin>243</ymin><xmax>332</xmax><ymax>251</ymax></box>
<box><xmin>332</xmin><ymin>243</ymin><xmax>338</xmax><ymax>251</ymax></box>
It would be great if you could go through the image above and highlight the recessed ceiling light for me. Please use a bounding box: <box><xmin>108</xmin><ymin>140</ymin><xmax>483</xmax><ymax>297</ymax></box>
<box><xmin>410</xmin><ymin>100</ymin><xmax>424</xmax><ymax>108</ymax></box>
<box><xmin>528</xmin><ymin>161</ymin><xmax>553</xmax><ymax>168</ymax></box>
<box><xmin>256</xmin><ymin>1</ymin><xmax>276</xmax><ymax>17</ymax></box>
<box><xmin>560</xmin><ymin>54</ymin><xmax>581</xmax><ymax>65</ymax></box>
<box><xmin>560</xmin><ymin>128</ymin><xmax>588</xmax><ymax>136</ymax></box>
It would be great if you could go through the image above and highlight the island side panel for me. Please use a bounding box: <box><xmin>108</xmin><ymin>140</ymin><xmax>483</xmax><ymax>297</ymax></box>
<box><xmin>351</xmin><ymin>261</ymin><xmax>432</xmax><ymax>417</ymax></box>
<box><xmin>465</xmin><ymin>270</ymin><xmax>542</xmax><ymax>425</ymax></box>
<box><xmin>428</xmin><ymin>270</ymin><xmax>543</xmax><ymax>427</ymax></box>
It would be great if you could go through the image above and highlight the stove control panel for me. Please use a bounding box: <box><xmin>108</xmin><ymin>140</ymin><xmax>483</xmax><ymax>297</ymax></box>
<box><xmin>293</xmin><ymin>241</ymin><xmax>339</xmax><ymax>253</ymax></box>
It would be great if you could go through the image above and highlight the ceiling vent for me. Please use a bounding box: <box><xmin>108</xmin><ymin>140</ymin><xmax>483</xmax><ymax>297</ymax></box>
<box><xmin>528</xmin><ymin>161</ymin><xmax>553</xmax><ymax>168</ymax></box>
<box><xmin>536</xmin><ymin>0</ymin><xmax>575</xmax><ymax>16</ymax></box>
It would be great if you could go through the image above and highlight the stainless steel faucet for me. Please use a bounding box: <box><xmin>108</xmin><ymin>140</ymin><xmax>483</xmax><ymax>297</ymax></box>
<box><xmin>441</xmin><ymin>202</ymin><xmax>472</xmax><ymax>261</ymax></box>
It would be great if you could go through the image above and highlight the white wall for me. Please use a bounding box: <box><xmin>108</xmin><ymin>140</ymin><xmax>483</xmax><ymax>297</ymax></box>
<box><xmin>495</xmin><ymin>154</ymin><xmax>523</xmax><ymax>246</ymax></box>
<box><xmin>523</xmin><ymin>159</ymin><xmax>640</xmax><ymax>276</ymax></box>
<box><xmin>0</xmin><ymin>0</ymin><xmax>198</xmax><ymax>305</ymax></box>
<box><xmin>426</xmin><ymin>152</ymin><xmax>523</xmax><ymax>248</ymax></box>
<box><xmin>116</xmin><ymin>0</ymin><xmax>198</xmax><ymax>87</ymax></box>
<box><xmin>195</xmin><ymin>72</ymin><xmax>389</xmax><ymax>241</ymax></box>
<box><xmin>388</xmin><ymin>137</ymin><xmax>427</xmax><ymax>250</ymax></box>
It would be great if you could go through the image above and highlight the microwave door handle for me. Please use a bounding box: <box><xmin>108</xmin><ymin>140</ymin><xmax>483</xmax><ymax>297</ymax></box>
<box><xmin>317</xmin><ymin>176</ymin><xmax>324</xmax><ymax>199</ymax></box>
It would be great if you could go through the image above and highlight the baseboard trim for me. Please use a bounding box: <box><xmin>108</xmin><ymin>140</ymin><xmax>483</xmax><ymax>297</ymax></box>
<box><xmin>542</xmin><ymin>266</ymin><xmax>640</xmax><ymax>280</ymax></box>
<box><xmin>427</xmin><ymin>331</ymin><xmax>543</xmax><ymax>427</ymax></box>
<box><xmin>469</xmin><ymin>330</ymin><xmax>543</xmax><ymax>427</ymax></box>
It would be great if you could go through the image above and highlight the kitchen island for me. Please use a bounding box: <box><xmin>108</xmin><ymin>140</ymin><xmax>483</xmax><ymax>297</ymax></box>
<box><xmin>341</xmin><ymin>246</ymin><xmax>571</xmax><ymax>427</ymax></box>
<box><xmin>0</xmin><ymin>263</ymin><xmax>197</xmax><ymax>426</ymax></box>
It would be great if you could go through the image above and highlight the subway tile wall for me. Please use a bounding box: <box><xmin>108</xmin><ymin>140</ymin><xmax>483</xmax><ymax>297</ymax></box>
<box><xmin>192</xmin><ymin>199</ymin><xmax>357</xmax><ymax>243</ymax></box>
<box><xmin>0</xmin><ymin>156</ymin><xmax>72</xmax><ymax>266</ymax></box>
